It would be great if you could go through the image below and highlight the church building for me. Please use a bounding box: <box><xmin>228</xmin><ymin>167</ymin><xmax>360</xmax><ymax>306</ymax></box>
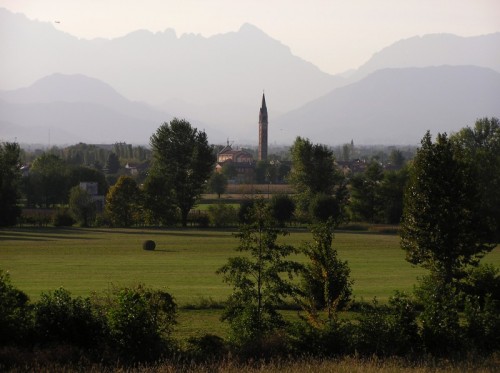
<box><xmin>215</xmin><ymin>93</ymin><xmax>269</xmax><ymax>182</ymax></box>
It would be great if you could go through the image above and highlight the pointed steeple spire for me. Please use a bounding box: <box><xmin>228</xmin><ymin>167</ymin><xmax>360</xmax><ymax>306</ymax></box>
<box><xmin>258</xmin><ymin>92</ymin><xmax>268</xmax><ymax>161</ymax></box>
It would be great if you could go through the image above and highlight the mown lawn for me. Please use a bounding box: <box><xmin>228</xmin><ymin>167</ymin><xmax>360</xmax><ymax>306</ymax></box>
<box><xmin>1</xmin><ymin>227</ymin><xmax>498</xmax><ymax>303</ymax></box>
<box><xmin>1</xmin><ymin>227</ymin><xmax>498</xmax><ymax>339</ymax></box>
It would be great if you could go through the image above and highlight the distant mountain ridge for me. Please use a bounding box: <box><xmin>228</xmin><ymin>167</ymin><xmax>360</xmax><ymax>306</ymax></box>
<box><xmin>351</xmin><ymin>33</ymin><xmax>500</xmax><ymax>80</ymax></box>
<box><xmin>0</xmin><ymin>74</ymin><xmax>223</xmax><ymax>144</ymax></box>
<box><xmin>0</xmin><ymin>8</ymin><xmax>342</xmax><ymax>113</ymax></box>
<box><xmin>273</xmin><ymin>65</ymin><xmax>500</xmax><ymax>145</ymax></box>
<box><xmin>1</xmin><ymin>7</ymin><xmax>499</xmax><ymax>145</ymax></box>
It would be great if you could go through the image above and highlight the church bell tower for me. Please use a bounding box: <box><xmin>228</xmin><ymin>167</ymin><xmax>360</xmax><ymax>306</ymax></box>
<box><xmin>258</xmin><ymin>93</ymin><xmax>268</xmax><ymax>161</ymax></box>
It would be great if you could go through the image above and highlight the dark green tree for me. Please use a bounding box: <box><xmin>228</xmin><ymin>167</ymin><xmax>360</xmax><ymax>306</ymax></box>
<box><xmin>389</xmin><ymin>149</ymin><xmax>405</xmax><ymax>169</ymax></box>
<box><xmin>149</xmin><ymin>118</ymin><xmax>215</xmax><ymax>227</ymax></box>
<box><xmin>401</xmin><ymin>131</ymin><xmax>494</xmax><ymax>283</ymax></box>
<box><xmin>402</xmin><ymin>132</ymin><xmax>498</xmax><ymax>354</ymax></box>
<box><xmin>221</xmin><ymin>162</ymin><xmax>238</xmax><ymax>180</ymax></box>
<box><xmin>289</xmin><ymin>137</ymin><xmax>348</xmax><ymax>224</ymax></box>
<box><xmin>207</xmin><ymin>203</ymin><xmax>237</xmax><ymax>227</ymax></box>
<box><xmin>28</xmin><ymin>153</ymin><xmax>69</xmax><ymax>207</ymax></box>
<box><xmin>0</xmin><ymin>142</ymin><xmax>22</xmax><ymax>226</ymax></box>
<box><xmin>308</xmin><ymin>193</ymin><xmax>343</xmax><ymax>223</ymax></box>
<box><xmin>104</xmin><ymin>152</ymin><xmax>120</xmax><ymax>174</ymax></box>
<box><xmin>68</xmin><ymin>186</ymin><xmax>96</xmax><ymax>227</ymax></box>
<box><xmin>217</xmin><ymin>199</ymin><xmax>302</xmax><ymax>345</ymax></box>
<box><xmin>0</xmin><ymin>270</ymin><xmax>31</xmax><ymax>346</ymax></box>
<box><xmin>451</xmin><ymin>117</ymin><xmax>500</xmax><ymax>241</ymax></box>
<box><xmin>68</xmin><ymin>165</ymin><xmax>108</xmax><ymax>195</ymax></box>
<box><xmin>300</xmin><ymin>219</ymin><xmax>352</xmax><ymax>322</ymax></box>
<box><xmin>105</xmin><ymin>285</ymin><xmax>177</xmax><ymax>362</ymax></box>
<box><xmin>142</xmin><ymin>171</ymin><xmax>177</xmax><ymax>226</ymax></box>
<box><xmin>238</xmin><ymin>199</ymin><xmax>255</xmax><ymax>224</ymax></box>
<box><xmin>349</xmin><ymin>160</ymin><xmax>384</xmax><ymax>223</ymax></box>
<box><xmin>34</xmin><ymin>288</ymin><xmax>106</xmax><ymax>348</ymax></box>
<box><xmin>269</xmin><ymin>193</ymin><xmax>295</xmax><ymax>226</ymax></box>
<box><xmin>254</xmin><ymin>160</ymin><xmax>269</xmax><ymax>184</ymax></box>
<box><xmin>105</xmin><ymin>176</ymin><xmax>142</xmax><ymax>227</ymax></box>
<box><xmin>378</xmin><ymin>167</ymin><xmax>408</xmax><ymax>224</ymax></box>
<box><xmin>208</xmin><ymin>172</ymin><xmax>228</xmax><ymax>198</ymax></box>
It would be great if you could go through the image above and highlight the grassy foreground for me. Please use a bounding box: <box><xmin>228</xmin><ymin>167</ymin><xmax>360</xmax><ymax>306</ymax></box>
<box><xmin>1</xmin><ymin>227</ymin><xmax>498</xmax><ymax>304</ymax></box>
<box><xmin>1</xmin><ymin>227</ymin><xmax>499</xmax><ymax>339</ymax></box>
<box><xmin>1</xmin><ymin>227</ymin><xmax>422</xmax><ymax>302</ymax></box>
<box><xmin>2</xmin><ymin>355</ymin><xmax>499</xmax><ymax>372</ymax></box>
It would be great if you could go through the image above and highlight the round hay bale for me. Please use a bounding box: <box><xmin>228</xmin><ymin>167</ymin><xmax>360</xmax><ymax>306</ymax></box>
<box><xmin>142</xmin><ymin>240</ymin><xmax>156</xmax><ymax>251</ymax></box>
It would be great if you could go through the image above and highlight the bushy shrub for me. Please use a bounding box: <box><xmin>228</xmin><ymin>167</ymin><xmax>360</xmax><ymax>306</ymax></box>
<box><xmin>238</xmin><ymin>199</ymin><xmax>254</xmax><ymax>224</ymax></box>
<box><xmin>415</xmin><ymin>276</ymin><xmax>463</xmax><ymax>355</ymax></box>
<box><xmin>0</xmin><ymin>270</ymin><xmax>32</xmax><ymax>346</ymax></box>
<box><xmin>207</xmin><ymin>204</ymin><xmax>237</xmax><ymax>227</ymax></box>
<box><xmin>288</xmin><ymin>318</ymin><xmax>353</xmax><ymax>357</ymax></box>
<box><xmin>52</xmin><ymin>209</ymin><xmax>75</xmax><ymax>227</ymax></box>
<box><xmin>355</xmin><ymin>293</ymin><xmax>420</xmax><ymax>356</ymax></box>
<box><xmin>105</xmin><ymin>285</ymin><xmax>177</xmax><ymax>362</ymax></box>
<box><xmin>464</xmin><ymin>294</ymin><xmax>500</xmax><ymax>352</ymax></box>
<box><xmin>186</xmin><ymin>334</ymin><xmax>228</xmax><ymax>361</ymax></box>
<box><xmin>34</xmin><ymin>288</ymin><xmax>106</xmax><ymax>348</ymax></box>
<box><xmin>196</xmin><ymin>214</ymin><xmax>210</xmax><ymax>228</ymax></box>
<box><xmin>308</xmin><ymin>194</ymin><xmax>341</xmax><ymax>223</ymax></box>
<box><xmin>461</xmin><ymin>264</ymin><xmax>500</xmax><ymax>309</ymax></box>
<box><xmin>269</xmin><ymin>194</ymin><xmax>295</xmax><ymax>226</ymax></box>
<box><xmin>94</xmin><ymin>212</ymin><xmax>111</xmax><ymax>227</ymax></box>
<box><xmin>142</xmin><ymin>240</ymin><xmax>156</xmax><ymax>251</ymax></box>
<box><xmin>461</xmin><ymin>264</ymin><xmax>500</xmax><ymax>352</ymax></box>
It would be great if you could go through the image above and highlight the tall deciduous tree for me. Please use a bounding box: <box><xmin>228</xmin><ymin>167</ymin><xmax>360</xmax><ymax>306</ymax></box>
<box><xmin>142</xmin><ymin>170</ymin><xmax>176</xmax><ymax>226</ymax></box>
<box><xmin>401</xmin><ymin>131</ymin><xmax>494</xmax><ymax>283</ymax></box>
<box><xmin>104</xmin><ymin>152</ymin><xmax>120</xmax><ymax>174</ymax></box>
<box><xmin>0</xmin><ymin>142</ymin><xmax>22</xmax><ymax>226</ymax></box>
<box><xmin>105</xmin><ymin>176</ymin><xmax>142</xmax><ymax>227</ymax></box>
<box><xmin>451</xmin><ymin>117</ymin><xmax>500</xmax><ymax>241</ymax></box>
<box><xmin>149</xmin><ymin>119</ymin><xmax>215</xmax><ymax>227</ymax></box>
<box><xmin>301</xmin><ymin>219</ymin><xmax>352</xmax><ymax>323</ymax></box>
<box><xmin>269</xmin><ymin>193</ymin><xmax>295</xmax><ymax>226</ymax></box>
<box><xmin>68</xmin><ymin>186</ymin><xmax>96</xmax><ymax>227</ymax></box>
<box><xmin>217</xmin><ymin>199</ymin><xmax>302</xmax><ymax>344</ymax></box>
<box><xmin>349</xmin><ymin>160</ymin><xmax>384</xmax><ymax>223</ymax></box>
<box><xmin>288</xmin><ymin>137</ymin><xmax>347</xmax><ymax>224</ymax></box>
<box><xmin>68</xmin><ymin>166</ymin><xmax>108</xmax><ymax>195</ymax></box>
<box><xmin>28</xmin><ymin>154</ymin><xmax>69</xmax><ymax>207</ymax></box>
<box><xmin>208</xmin><ymin>172</ymin><xmax>228</xmax><ymax>199</ymax></box>
<box><xmin>378</xmin><ymin>167</ymin><xmax>408</xmax><ymax>224</ymax></box>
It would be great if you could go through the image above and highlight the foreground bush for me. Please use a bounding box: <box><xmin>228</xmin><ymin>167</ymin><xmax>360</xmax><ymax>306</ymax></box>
<box><xmin>0</xmin><ymin>271</ymin><xmax>31</xmax><ymax>346</ymax></box>
<box><xmin>103</xmin><ymin>285</ymin><xmax>177</xmax><ymax>362</ymax></box>
<box><xmin>355</xmin><ymin>293</ymin><xmax>420</xmax><ymax>356</ymax></box>
<box><xmin>34</xmin><ymin>288</ymin><xmax>107</xmax><ymax>349</ymax></box>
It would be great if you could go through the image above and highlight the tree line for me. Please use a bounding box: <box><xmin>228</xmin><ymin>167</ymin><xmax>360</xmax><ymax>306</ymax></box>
<box><xmin>2</xmin><ymin>118</ymin><xmax>500</xmax><ymax>233</ymax></box>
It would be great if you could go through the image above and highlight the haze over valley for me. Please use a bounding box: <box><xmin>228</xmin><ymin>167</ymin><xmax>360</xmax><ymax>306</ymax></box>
<box><xmin>1</xmin><ymin>7</ymin><xmax>499</xmax><ymax>146</ymax></box>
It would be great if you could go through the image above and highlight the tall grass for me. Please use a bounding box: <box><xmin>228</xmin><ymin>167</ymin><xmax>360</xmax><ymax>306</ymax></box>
<box><xmin>3</xmin><ymin>355</ymin><xmax>499</xmax><ymax>373</ymax></box>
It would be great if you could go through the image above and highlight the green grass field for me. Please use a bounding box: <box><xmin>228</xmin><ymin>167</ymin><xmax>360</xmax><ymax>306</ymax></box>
<box><xmin>2</xmin><ymin>227</ymin><xmax>499</xmax><ymax>303</ymax></box>
<box><xmin>1</xmin><ymin>227</ymin><xmax>499</xmax><ymax>339</ymax></box>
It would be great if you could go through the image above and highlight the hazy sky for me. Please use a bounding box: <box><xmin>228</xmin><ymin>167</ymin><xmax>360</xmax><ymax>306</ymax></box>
<box><xmin>1</xmin><ymin>0</ymin><xmax>499</xmax><ymax>74</ymax></box>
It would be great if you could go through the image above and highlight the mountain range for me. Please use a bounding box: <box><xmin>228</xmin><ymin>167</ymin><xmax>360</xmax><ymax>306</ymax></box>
<box><xmin>0</xmin><ymin>7</ymin><xmax>499</xmax><ymax>145</ymax></box>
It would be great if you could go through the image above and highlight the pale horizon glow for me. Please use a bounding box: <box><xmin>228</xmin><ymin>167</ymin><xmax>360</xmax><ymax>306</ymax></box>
<box><xmin>1</xmin><ymin>0</ymin><xmax>499</xmax><ymax>75</ymax></box>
